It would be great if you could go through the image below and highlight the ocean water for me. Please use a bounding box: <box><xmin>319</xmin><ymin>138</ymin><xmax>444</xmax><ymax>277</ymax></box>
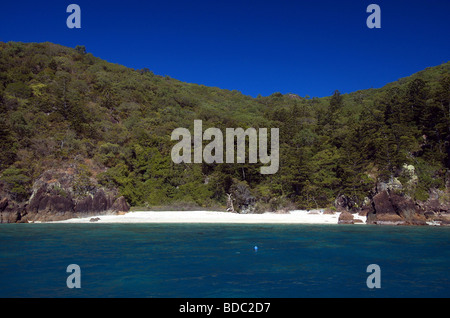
<box><xmin>0</xmin><ymin>223</ymin><xmax>449</xmax><ymax>298</ymax></box>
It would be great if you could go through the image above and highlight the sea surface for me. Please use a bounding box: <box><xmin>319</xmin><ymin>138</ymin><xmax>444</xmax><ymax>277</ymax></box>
<box><xmin>0</xmin><ymin>223</ymin><xmax>449</xmax><ymax>298</ymax></box>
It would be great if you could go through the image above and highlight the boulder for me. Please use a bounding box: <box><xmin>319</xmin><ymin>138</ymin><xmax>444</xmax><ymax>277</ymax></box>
<box><xmin>338</xmin><ymin>211</ymin><xmax>354</xmax><ymax>224</ymax></box>
<box><xmin>367</xmin><ymin>190</ymin><xmax>407</xmax><ymax>225</ymax></box>
<box><xmin>390</xmin><ymin>193</ymin><xmax>424</xmax><ymax>223</ymax></box>
<box><xmin>111</xmin><ymin>196</ymin><xmax>130</xmax><ymax>212</ymax></box>
<box><xmin>372</xmin><ymin>191</ymin><xmax>396</xmax><ymax>215</ymax></box>
<box><xmin>368</xmin><ymin>189</ymin><xmax>432</xmax><ymax>225</ymax></box>
<box><xmin>18</xmin><ymin>168</ymin><xmax>130</xmax><ymax>223</ymax></box>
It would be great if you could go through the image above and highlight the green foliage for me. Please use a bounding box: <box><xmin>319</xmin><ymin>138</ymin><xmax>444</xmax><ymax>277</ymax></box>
<box><xmin>5</xmin><ymin>82</ymin><xmax>32</xmax><ymax>98</ymax></box>
<box><xmin>0</xmin><ymin>41</ymin><xmax>448</xmax><ymax>210</ymax></box>
<box><xmin>0</xmin><ymin>96</ymin><xmax>16</xmax><ymax>169</ymax></box>
<box><xmin>75</xmin><ymin>45</ymin><xmax>86</xmax><ymax>55</ymax></box>
<box><xmin>0</xmin><ymin>166</ymin><xmax>31</xmax><ymax>201</ymax></box>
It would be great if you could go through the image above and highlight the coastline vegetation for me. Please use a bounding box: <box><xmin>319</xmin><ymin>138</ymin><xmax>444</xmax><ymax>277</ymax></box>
<box><xmin>0</xmin><ymin>42</ymin><xmax>449</xmax><ymax>212</ymax></box>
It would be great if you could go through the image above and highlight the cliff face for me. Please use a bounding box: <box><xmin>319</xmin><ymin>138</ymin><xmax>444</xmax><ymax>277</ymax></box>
<box><xmin>0</xmin><ymin>168</ymin><xmax>129</xmax><ymax>223</ymax></box>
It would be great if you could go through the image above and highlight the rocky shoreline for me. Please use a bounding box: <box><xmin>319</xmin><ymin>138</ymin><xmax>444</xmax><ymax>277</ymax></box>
<box><xmin>335</xmin><ymin>188</ymin><xmax>450</xmax><ymax>226</ymax></box>
<box><xmin>0</xmin><ymin>168</ymin><xmax>129</xmax><ymax>223</ymax></box>
<box><xmin>1</xmin><ymin>168</ymin><xmax>449</xmax><ymax>226</ymax></box>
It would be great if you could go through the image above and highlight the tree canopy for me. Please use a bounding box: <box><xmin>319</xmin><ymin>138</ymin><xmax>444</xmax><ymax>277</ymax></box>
<box><xmin>0</xmin><ymin>41</ymin><xmax>449</xmax><ymax>210</ymax></box>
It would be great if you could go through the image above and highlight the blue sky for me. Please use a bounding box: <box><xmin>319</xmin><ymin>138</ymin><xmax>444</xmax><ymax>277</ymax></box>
<box><xmin>1</xmin><ymin>0</ymin><xmax>449</xmax><ymax>97</ymax></box>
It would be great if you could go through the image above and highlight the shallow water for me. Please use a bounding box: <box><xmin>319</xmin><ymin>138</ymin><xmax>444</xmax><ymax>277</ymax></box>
<box><xmin>0</xmin><ymin>223</ymin><xmax>449</xmax><ymax>297</ymax></box>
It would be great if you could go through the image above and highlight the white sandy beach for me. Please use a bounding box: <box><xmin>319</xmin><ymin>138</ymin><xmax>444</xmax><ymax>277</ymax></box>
<box><xmin>51</xmin><ymin>210</ymin><xmax>366</xmax><ymax>224</ymax></box>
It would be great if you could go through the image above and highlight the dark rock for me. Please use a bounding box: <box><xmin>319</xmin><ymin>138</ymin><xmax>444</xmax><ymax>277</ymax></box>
<box><xmin>367</xmin><ymin>188</ymin><xmax>433</xmax><ymax>225</ymax></box>
<box><xmin>37</xmin><ymin>195</ymin><xmax>49</xmax><ymax>212</ymax></box>
<box><xmin>366</xmin><ymin>209</ymin><xmax>377</xmax><ymax>224</ymax></box>
<box><xmin>338</xmin><ymin>211</ymin><xmax>354</xmax><ymax>224</ymax></box>
<box><xmin>48</xmin><ymin>195</ymin><xmax>74</xmax><ymax>212</ymax></box>
<box><xmin>92</xmin><ymin>189</ymin><xmax>109</xmax><ymax>212</ymax></box>
<box><xmin>390</xmin><ymin>193</ymin><xmax>420</xmax><ymax>222</ymax></box>
<box><xmin>111</xmin><ymin>196</ymin><xmax>130</xmax><ymax>212</ymax></box>
<box><xmin>367</xmin><ymin>190</ymin><xmax>405</xmax><ymax>225</ymax></box>
<box><xmin>89</xmin><ymin>217</ymin><xmax>100</xmax><ymax>222</ymax></box>
<box><xmin>16</xmin><ymin>169</ymin><xmax>131</xmax><ymax>222</ymax></box>
<box><xmin>27</xmin><ymin>185</ymin><xmax>74</xmax><ymax>216</ymax></box>
<box><xmin>27</xmin><ymin>185</ymin><xmax>47</xmax><ymax>213</ymax></box>
<box><xmin>372</xmin><ymin>191</ymin><xmax>396</xmax><ymax>215</ymax></box>
<box><xmin>424</xmin><ymin>211</ymin><xmax>436</xmax><ymax>219</ymax></box>
<box><xmin>335</xmin><ymin>195</ymin><xmax>350</xmax><ymax>212</ymax></box>
<box><xmin>74</xmin><ymin>196</ymin><xmax>93</xmax><ymax>213</ymax></box>
<box><xmin>334</xmin><ymin>195</ymin><xmax>361</xmax><ymax>212</ymax></box>
<box><xmin>0</xmin><ymin>201</ymin><xmax>27</xmax><ymax>223</ymax></box>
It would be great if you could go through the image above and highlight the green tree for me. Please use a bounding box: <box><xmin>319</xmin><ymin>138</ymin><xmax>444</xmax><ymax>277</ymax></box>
<box><xmin>0</xmin><ymin>94</ymin><xmax>16</xmax><ymax>169</ymax></box>
<box><xmin>0</xmin><ymin>167</ymin><xmax>31</xmax><ymax>201</ymax></box>
<box><xmin>5</xmin><ymin>82</ymin><xmax>32</xmax><ymax>99</ymax></box>
<box><xmin>75</xmin><ymin>45</ymin><xmax>87</xmax><ymax>55</ymax></box>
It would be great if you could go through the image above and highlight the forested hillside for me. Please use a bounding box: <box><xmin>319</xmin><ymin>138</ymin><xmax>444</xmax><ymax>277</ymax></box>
<box><xmin>0</xmin><ymin>41</ymin><xmax>449</xmax><ymax>217</ymax></box>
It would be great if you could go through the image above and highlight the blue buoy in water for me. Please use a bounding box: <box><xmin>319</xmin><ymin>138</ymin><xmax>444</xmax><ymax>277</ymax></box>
<box><xmin>254</xmin><ymin>245</ymin><xmax>258</xmax><ymax>252</ymax></box>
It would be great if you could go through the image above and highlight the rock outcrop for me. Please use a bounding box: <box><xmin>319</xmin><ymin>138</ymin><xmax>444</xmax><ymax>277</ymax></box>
<box><xmin>0</xmin><ymin>168</ymin><xmax>130</xmax><ymax>223</ymax></box>
<box><xmin>364</xmin><ymin>189</ymin><xmax>449</xmax><ymax>226</ymax></box>
<box><xmin>338</xmin><ymin>211</ymin><xmax>354</xmax><ymax>224</ymax></box>
<box><xmin>0</xmin><ymin>198</ymin><xmax>28</xmax><ymax>223</ymax></box>
<box><xmin>334</xmin><ymin>174</ymin><xmax>450</xmax><ymax>226</ymax></box>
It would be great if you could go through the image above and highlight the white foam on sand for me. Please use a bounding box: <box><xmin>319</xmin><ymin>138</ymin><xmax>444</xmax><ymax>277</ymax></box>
<box><xmin>51</xmin><ymin>209</ymin><xmax>366</xmax><ymax>224</ymax></box>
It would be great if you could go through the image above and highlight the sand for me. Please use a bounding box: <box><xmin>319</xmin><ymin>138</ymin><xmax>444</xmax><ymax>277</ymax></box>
<box><xmin>51</xmin><ymin>209</ymin><xmax>367</xmax><ymax>224</ymax></box>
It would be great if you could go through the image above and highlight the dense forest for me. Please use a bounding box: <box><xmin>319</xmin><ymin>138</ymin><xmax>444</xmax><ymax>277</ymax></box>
<box><xmin>0</xmin><ymin>42</ymin><xmax>449</xmax><ymax>213</ymax></box>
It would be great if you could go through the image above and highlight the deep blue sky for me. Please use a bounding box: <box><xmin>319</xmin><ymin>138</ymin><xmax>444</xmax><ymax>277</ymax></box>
<box><xmin>1</xmin><ymin>0</ymin><xmax>449</xmax><ymax>97</ymax></box>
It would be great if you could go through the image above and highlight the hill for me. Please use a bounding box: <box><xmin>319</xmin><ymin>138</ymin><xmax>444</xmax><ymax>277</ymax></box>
<box><xmin>0</xmin><ymin>41</ymin><xmax>449</xmax><ymax>224</ymax></box>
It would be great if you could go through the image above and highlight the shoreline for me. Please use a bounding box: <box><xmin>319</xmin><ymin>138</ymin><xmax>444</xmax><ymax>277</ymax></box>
<box><xmin>49</xmin><ymin>210</ymin><xmax>367</xmax><ymax>224</ymax></box>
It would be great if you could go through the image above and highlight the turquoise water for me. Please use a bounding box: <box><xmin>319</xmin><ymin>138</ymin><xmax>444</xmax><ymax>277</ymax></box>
<box><xmin>0</xmin><ymin>223</ymin><xmax>449</xmax><ymax>298</ymax></box>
